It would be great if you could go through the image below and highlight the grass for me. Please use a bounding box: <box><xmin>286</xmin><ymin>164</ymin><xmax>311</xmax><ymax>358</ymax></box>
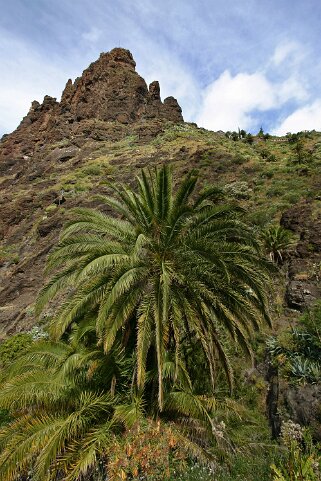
<box><xmin>0</xmin><ymin>245</ymin><xmax>19</xmax><ymax>265</ymax></box>
<box><xmin>35</xmin><ymin>126</ymin><xmax>321</xmax><ymax>227</ymax></box>
<box><xmin>3</xmin><ymin>126</ymin><xmax>321</xmax><ymax>267</ymax></box>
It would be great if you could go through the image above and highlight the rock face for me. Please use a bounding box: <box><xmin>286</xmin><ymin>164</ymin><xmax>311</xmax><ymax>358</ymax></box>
<box><xmin>280</xmin><ymin>201</ymin><xmax>321</xmax><ymax>311</ymax></box>
<box><xmin>59</xmin><ymin>49</ymin><xmax>182</xmax><ymax>124</ymax></box>
<box><xmin>283</xmin><ymin>384</ymin><xmax>321</xmax><ymax>440</ymax></box>
<box><xmin>0</xmin><ymin>48</ymin><xmax>183</xmax><ymax>160</ymax></box>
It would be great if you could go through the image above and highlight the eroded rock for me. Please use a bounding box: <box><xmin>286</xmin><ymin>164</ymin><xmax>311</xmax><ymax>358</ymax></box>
<box><xmin>284</xmin><ymin>384</ymin><xmax>321</xmax><ymax>440</ymax></box>
<box><xmin>281</xmin><ymin>202</ymin><xmax>321</xmax><ymax>311</ymax></box>
<box><xmin>0</xmin><ymin>48</ymin><xmax>183</xmax><ymax>163</ymax></box>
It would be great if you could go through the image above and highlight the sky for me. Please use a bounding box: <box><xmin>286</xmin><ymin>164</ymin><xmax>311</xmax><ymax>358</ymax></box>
<box><xmin>1</xmin><ymin>0</ymin><xmax>321</xmax><ymax>137</ymax></box>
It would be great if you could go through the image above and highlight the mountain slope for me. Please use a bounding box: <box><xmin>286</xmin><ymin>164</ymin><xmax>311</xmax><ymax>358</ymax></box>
<box><xmin>0</xmin><ymin>48</ymin><xmax>320</xmax><ymax>338</ymax></box>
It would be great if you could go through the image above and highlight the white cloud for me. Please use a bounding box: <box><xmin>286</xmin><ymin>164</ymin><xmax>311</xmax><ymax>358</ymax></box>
<box><xmin>139</xmin><ymin>54</ymin><xmax>200</xmax><ymax>122</ymax></box>
<box><xmin>278</xmin><ymin>77</ymin><xmax>308</xmax><ymax>103</ymax></box>
<box><xmin>196</xmin><ymin>70</ymin><xmax>274</xmax><ymax>131</ymax></box>
<box><xmin>0</xmin><ymin>30</ymin><xmax>75</xmax><ymax>135</ymax></box>
<box><xmin>271</xmin><ymin>41</ymin><xmax>302</xmax><ymax>66</ymax></box>
<box><xmin>196</xmin><ymin>69</ymin><xmax>307</xmax><ymax>132</ymax></box>
<box><xmin>82</xmin><ymin>27</ymin><xmax>102</xmax><ymax>43</ymax></box>
<box><xmin>272</xmin><ymin>100</ymin><xmax>321</xmax><ymax>135</ymax></box>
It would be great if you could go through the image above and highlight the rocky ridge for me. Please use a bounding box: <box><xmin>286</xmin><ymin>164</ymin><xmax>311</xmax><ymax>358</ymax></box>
<box><xmin>0</xmin><ymin>48</ymin><xmax>183</xmax><ymax>161</ymax></box>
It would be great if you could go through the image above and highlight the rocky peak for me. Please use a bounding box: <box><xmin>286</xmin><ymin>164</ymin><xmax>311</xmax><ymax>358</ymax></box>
<box><xmin>97</xmin><ymin>48</ymin><xmax>137</xmax><ymax>69</ymax></box>
<box><xmin>0</xmin><ymin>48</ymin><xmax>183</xmax><ymax>160</ymax></box>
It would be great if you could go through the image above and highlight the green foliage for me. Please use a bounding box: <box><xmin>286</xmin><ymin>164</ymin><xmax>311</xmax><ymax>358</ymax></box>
<box><xmin>261</xmin><ymin>225</ymin><xmax>293</xmax><ymax>264</ymax></box>
<box><xmin>0</xmin><ymin>245</ymin><xmax>19</xmax><ymax>265</ymax></box>
<box><xmin>283</xmin><ymin>192</ymin><xmax>301</xmax><ymax>204</ymax></box>
<box><xmin>0</xmin><ymin>166</ymin><xmax>275</xmax><ymax>480</ymax></box>
<box><xmin>300</xmin><ymin>303</ymin><xmax>321</xmax><ymax>341</ymax></box>
<box><xmin>266</xmin><ymin>186</ymin><xmax>285</xmax><ymax>198</ymax></box>
<box><xmin>45</xmin><ymin>204</ymin><xmax>58</xmax><ymax>213</ymax></box>
<box><xmin>292</xmin><ymin>140</ymin><xmax>312</xmax><ymax>164</ymax></box>
<box><xmin>231</xmin><ymin>154</ymin><xmax>248</xmax><ymax>165</ymax></box>
<box><xmin>0</xmin><ymin>410</ymin><xmax>10</xmax><ymax>428</ymax></box>
<box><xmin>271</xmin><ymin>421</ymin><xmax>321</xmax><ymax>481</ymax></box>
<box><xmin>260</xmin><ymin>149</ymin><xmax>270</xmax><ymax>159</ymax></box>
<box><xmin>0</xmin><ymin>332</ymin><xmax>33</xmax><ymax>368</ymax></box>
<box><xmin>216</xmin><ymin>452</ymin><xmax>277</xmax><ymax>481</ymax></box>
<box><xmin>266</xmin><ymin>153</ymin><xmax>277</xmax><ymax>162</ymax></box>
<box><xmin>266</xmin><ymin>302</ymin><xmax>321</xmax><ymax>384</ymax></box>
<box><xmin>286</xmin><ymin>132</ymin><xmax>299</xmax><ymax>144</ymax></box>
<box><xmin>247</xmin><ymin>207</ymin><xmax>279</xmax><ymax>227</ymax></box>
<box><xmin>0</xmin><ymin>326</ymin><xmax>223</xmax><ymax>480</ymax></box>
<box><xmin>288</xmin><ymin>357</ymin><xmax>321</xmax><ymax>384</ymax></box>
<box><xmin>260</xmin><ymin>169</ymin><xmax>274</xmax><ymax>179</ymax></box>
<box><xmin>37</xmin><ymin>166</ymin><xmax>274</xmax><ymax>404</ymax></box>
<box><xmin>258</xmin><ymin>127</ymin><xmax>265</xmax><ymax>137</ymax></box>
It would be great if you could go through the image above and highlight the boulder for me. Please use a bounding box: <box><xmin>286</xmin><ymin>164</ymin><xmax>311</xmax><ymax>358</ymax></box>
<box><xmin>284</xmin><ymin>384</ymin><xmax>321</xmax><ymax>440</ymax></box>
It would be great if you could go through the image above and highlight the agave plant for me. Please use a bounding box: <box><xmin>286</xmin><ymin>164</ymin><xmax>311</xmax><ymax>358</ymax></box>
<box><xmin>289</xmin><ymin>356</ymin><xmax>321</xmax><ymax>384</ymax></box>
<box><xmin>36</xmin><ymin>165</ymin><xmax>274</xmax><ymax>407</ymax></box>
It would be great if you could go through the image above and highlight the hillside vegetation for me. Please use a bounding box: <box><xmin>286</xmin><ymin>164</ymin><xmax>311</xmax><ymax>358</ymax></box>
<box><xmin>1</xmin><ymin>123</ymin><xmax>321</xmax><ymax>335</ymax></box>
<box><xmin>0</xmin><ymin>47</ymin><xmax>320</xmax><ymax>480</ymax></box>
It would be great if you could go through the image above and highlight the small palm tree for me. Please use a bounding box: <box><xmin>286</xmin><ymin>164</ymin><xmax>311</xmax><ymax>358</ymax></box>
<box><xmin>261</xmin><ymin>225</ymin><xmax>293</xmax><ymax>264</ymax></box>
<box><xmin>0</xmin><ymin>326</ymin><xmax>222</xmax><ymax>480</ymax></box>
<box><xmin>37</xmin><ymin>166</ymin><xmax>273</xmax><ymax>408</ymax></box>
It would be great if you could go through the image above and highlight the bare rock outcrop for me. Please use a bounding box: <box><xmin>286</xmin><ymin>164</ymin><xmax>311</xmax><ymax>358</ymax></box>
<box><xmin>281</xmin><ymin>201</ymin><xmax>321</xmax><ymax>311</ymax></box>
<box><xmin>0</xmin><ymin>48</ymin><xmax>183</xmax><ymax>162</ymax></box>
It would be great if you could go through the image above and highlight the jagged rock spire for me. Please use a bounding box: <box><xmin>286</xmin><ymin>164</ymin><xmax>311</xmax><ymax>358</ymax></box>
<box><xmin>0</xmin><ymin>48</ymin><xmax>183</xmax><ymax>159</ymax></box>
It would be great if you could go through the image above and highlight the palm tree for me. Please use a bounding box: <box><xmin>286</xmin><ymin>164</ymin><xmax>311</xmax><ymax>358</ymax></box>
<box><xmin>261</xmin><ymin>225</ymin><xmax>293</xmax><ymax>264</ymax></box>
<box><xmin>0</xmin><ymin>166</ymin><xmax>274</xmax><ymax>480</ymax></box>
<box><xmin>36</xmin><ymin>165</ymin><xmax>273</xmax><ymax>410</ymax></box>
<box><xmin>0</xmin><ymin>325</ymin><xmax>222</xmax><ymax>481</ymax></box>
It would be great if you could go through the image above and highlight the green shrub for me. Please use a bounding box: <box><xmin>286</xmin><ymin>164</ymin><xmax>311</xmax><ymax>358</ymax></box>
<box><xmin>266</xmin><ymin>186</ymin><xmax>285</xmax><ymax>197</ymax></box>
<box><xmin>232</xmin><ymin>154</ymin><xmax>248</xmax><ymax>165</ymax></box>
<box><xmin>81</xmin><ymin>165</ymin><xmax>104</xmax><ymax>176</ymax></box>
<box><xmin>266</xmin><ymin>153</ymin><xmax>277</xmax><ymax>162</ymax></box>
<box><xmin>215</xmin><ymin>451</ymin><xmax>277</xmax><ymax>481</ymax></box>
<box><xmin>260</xmin><ymin>149</ymin><xmax>270</xmax><ymax>159</ymax></box>
<box><xmin>0</xmin><ymin>409</ymin><xmax>10</xmax><ymax>428</ymax></box>
<box><xmin>283</xmin><ymin>192</ymin><xmax>301</xmax><ymax>204</ymax></box>
<box><xmin>266</xmin><ymin>302</ymin><xmax>321</xmax><ymax>384</ymax></box>
<box><xmin>247</xmin><ymin>209</ymin><xmax>276</xmax><ymax>227</ymax></box>
<box><xmin>261</xmin><ymin>225</ymin><xmax>293</xmax><ymax>263</ymax></box>
<box><xmin>0</xmin><ymin>333</ymin><xmax>33</xmax><ymax>368</ymax></box>
<box><xmin>224</xmin><ymin>181</ymin><xmax>252</xmax><ymax>199</ymax></box>
<box><xmin>45</xmin><ymin>204</ymin><xmax>57</xmax><ymax>213</ymax></box>
<box><xmin>0</xmin><ymin>246</ymin><xmax>19</xmax><ymax>265</ymax></box>
<box><xmin>260</xmin><ymin>170</ymin><xmax>274</xmax><ymax>179</ymax></box>
<box><xmin>271</xmin><ymin>421</ymin><xmax>321</xmax><ymax>481</ymax></box>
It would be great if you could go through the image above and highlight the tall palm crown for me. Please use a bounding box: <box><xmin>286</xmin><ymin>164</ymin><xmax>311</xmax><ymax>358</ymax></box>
<box><xmin>37</xmin><ymin>165</ymin><xmax>273</xmax><ymax>409</ymax></box>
